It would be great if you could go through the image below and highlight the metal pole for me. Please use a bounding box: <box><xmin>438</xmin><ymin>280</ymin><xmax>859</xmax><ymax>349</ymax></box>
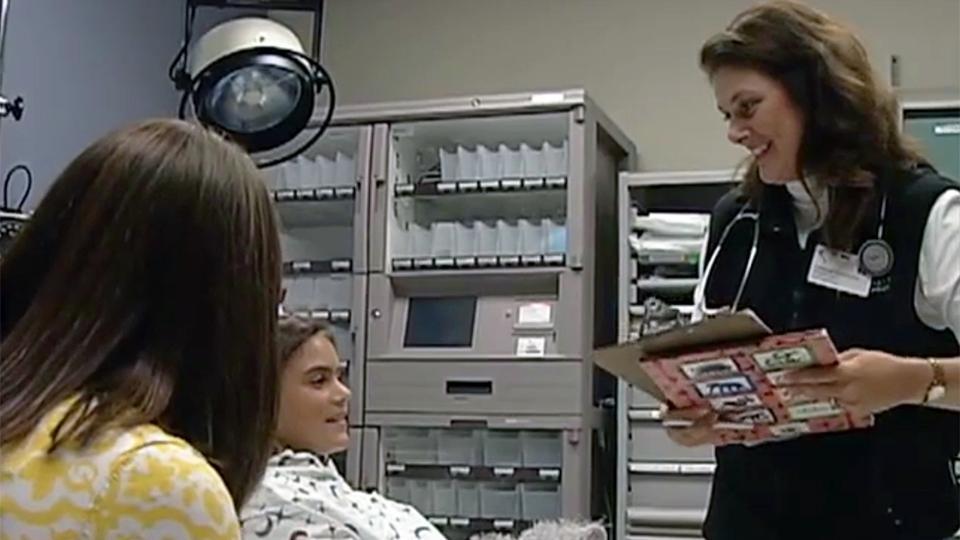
<box><xmin>0</xmin><ymin>0</ymin><xmax>23</xmax><ymax>124</ymax></box>
<box><xmin>0</xmin><ymin>0</ymin><xmax>10</xmax><ymax>170</ymax></box>
<box><xmin>311</xmin><ymin>0</ymin><xmax>324</xmax><ymax>61</ymax></box>
<box><xmin>1</xmin><ymin>0</ymin><xmax>11</xmax><ymax>91</ymax></box>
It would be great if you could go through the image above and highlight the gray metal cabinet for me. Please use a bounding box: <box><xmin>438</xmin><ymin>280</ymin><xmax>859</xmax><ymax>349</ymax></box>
<box><xmin>614</xmin><ymin>171</ymin><xmax>739</xmax><ymax>540</ymax></box>
<box><xmin>269</xmin><ymin>125</ymin><xmax>375</xmax><ymax>477</ymax></box>
<box><xmin>899</xmin><ymin>93</ymin><xmax>960</xmax><ymax>181</ymax></box>
<box><xmin>306</xmin><ymin>90</ymin><xmax>635</xmax><ymax>539</ymax></box>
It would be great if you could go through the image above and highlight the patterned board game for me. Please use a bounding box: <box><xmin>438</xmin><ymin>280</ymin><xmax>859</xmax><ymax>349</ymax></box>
<box><xmin>641</xmin><ymin>329</ymin><xmax>875</xmax><ymax>445</ymax></box>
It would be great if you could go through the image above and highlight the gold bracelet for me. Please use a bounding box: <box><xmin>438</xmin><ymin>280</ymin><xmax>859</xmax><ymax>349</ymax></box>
<box><xmin>922</xmin><ymin>357</ymin><xmax>947</xmax><ymax>404</ymax></box>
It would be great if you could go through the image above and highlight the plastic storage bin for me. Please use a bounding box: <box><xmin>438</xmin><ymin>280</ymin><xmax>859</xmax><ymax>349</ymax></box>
<box><xmin>482</xmin><ymin>430</ymin><xmax>523</xmax><ymax>467</ymax></box>
<box><xmin>521</xmin><ymin>484</ymin><xmax>561</xmax><ymax>520</ymax></box>
<box><xmin>521</xmin><ymin>430</ymin><xmax>562</xmax><ymax>468</ymax></box>
<box><xmin>315</xmin><ymin>275</ymin><xmax>353</xmax><ymax>309</ymax></box>
<box><xmin>480</xmin><ymin>482</ymin><xmax>521</xmax><ymax>519</ymax></box>
<box><xmin>408</xmin><ymin>480</ymin><xmax>434</xmax><ymax>515</ymax></box>
<box><xmin>386</xmin><ymin>478</ymin><xmax>410</xmax><ymax>505</ymax></box>
<box><xmin>456</xmin><ymin>481</ymin><xmax>481</xmax><ymax>518</ymax></box>
<box><xmin>432</xmin><ymin>480</ymin><xmax>458</xmax><ymax>516</ymax></box>
<box><xmin>383</xmin><ymin>427</ymin><xmax>438</xmax><ymax>465</ymax></box>
<box><xmin>438</xmin><ymin>429</ymin><xmax>483</xmax><ymax>465</ymax></box>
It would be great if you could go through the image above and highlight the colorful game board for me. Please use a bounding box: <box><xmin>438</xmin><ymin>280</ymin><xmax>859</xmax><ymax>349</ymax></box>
<box><xmin>642</xmin><ymin>328</ymin><xmax>874</xmax><ymax>445</ymax></box>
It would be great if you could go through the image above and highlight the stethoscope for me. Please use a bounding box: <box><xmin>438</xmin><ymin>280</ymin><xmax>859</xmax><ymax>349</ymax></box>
<box><xmin>695</xmin><ymin>194</ymin><xmax>893</xmax><ymax>316</ymax></box>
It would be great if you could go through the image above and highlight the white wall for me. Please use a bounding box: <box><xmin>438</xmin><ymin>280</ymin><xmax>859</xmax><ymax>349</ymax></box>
<box><xmin>318</xmin><ymin>0</ymin><xmax>960</xmax><ymax>172</ymax></box>
<box><xmin>0</xmin><ymin>0</ymin><xmax>186</xmax><ymax>209</ymax></box>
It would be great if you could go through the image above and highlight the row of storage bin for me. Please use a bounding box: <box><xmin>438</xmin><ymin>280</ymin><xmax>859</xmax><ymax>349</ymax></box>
<box><xmin>388</xmin><ymin>479</ymin><xmax>560</xmax><ymax>521</ymax></box>
<box><xmin>435</xmin><ymin>142</ymin><xmax>568</xmax><ymax>182</ymax></box>
<box><xmin>396</xmin><ymin>219</ymin><xmax>567</xmax><ymax>259</ymax></box>
<box><xmin>271</xmin><ymin>153</ymin><xmax>358</xmax><ymax>190</ymax></box>
<box><xmin>384</xmin><ymin>428</ymin><xmax>562</xmax><ymax>468</ymax></box>
<box><xmin>282</xmin><ymin>275</ymin><xmax>353</xmax><ymax>311</ymax></box>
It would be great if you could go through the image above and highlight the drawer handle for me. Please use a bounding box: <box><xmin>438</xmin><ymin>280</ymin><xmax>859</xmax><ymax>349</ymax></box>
<box><xmin>446</xmin><ymin>380</ymin><xmax>493</xmax><ymax>395</ymax></box>
<box><xmin>450</xmin><ymin>418</ymin><xmax>488</xmax><ymax>428</ymax></box>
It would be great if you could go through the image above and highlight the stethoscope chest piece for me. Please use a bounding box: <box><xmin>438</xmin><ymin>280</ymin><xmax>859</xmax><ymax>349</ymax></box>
<box><xmin>857</xmin><ymin>238</ymin><xmax>894</xmax><ymax>277</ymax></box>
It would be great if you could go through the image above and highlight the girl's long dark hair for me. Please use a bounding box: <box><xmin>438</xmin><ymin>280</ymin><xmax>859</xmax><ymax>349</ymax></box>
<box><xmin>0</xmin><ymin>119</ymin><xmax>282</xmax><ymax>508</ymax></box>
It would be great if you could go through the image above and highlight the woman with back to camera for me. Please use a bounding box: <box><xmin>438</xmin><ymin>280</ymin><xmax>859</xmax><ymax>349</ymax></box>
<box><xmin>0</xmin><ymin>119</ymin><xmax>282</xmax><ymax>538</ymax></box>
<box><xmin>663</xmin><ymin>2</ymin><xmax>960</xmax><ymax>539</ymax></box>
<box><xmin>240</xmin><ymin>315</ymin><xmax>447</xmax><ymax>540</ymax></box>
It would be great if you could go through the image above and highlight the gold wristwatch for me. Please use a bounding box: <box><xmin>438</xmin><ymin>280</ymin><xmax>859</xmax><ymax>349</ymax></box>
<box><xmin>922</xmin><ymin>358</ymin><xmax>947</xmax><ymax>404</ymax></box>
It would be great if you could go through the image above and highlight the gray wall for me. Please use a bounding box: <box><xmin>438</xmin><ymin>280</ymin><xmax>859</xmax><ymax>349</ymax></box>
<box><xmin>3</xmin><ymin>0</ymin><xmax>956</xmax><ymax>208</ymax></box>
<box><xmin>0</xmin><ymin>0</ymin><xmax>185</xmax><ymax>210</ymax></box>
<box><xmin>319</xmin><ymin>0</ymin><xmax>960</xmax><ymax>172</ymax></box>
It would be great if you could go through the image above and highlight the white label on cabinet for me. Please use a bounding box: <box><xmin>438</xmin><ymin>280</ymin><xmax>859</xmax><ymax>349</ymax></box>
<box><xmin>516</xmin><ymin>337</ymin><xmax>547</xmax><ymax>357</ymax></box>
<box><xmin>934</xmin><ymin>123</ymin><xmax>960</xmax><ymax>135</ymax></box>
<box><xmin>539</xmin><ymin>469</ymin><xmax>561</xmax><ymax>480</ymax></box>
<box><xmin>518</xmin><ymin>302</ymin><xmax>552</xmax><ymax>325</ymax></box>
<box><xmin>449</xmin><ymin>466</ymin><xmax>471</xmax><ymax>476</ymax></box>
<box><xmin>530</xmin><ymin>92</ymin><xmax>566</xmax><ymax>104</ymax></box>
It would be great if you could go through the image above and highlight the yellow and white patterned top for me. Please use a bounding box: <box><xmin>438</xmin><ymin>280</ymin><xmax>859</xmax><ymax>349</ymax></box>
<box><xmin>1</xmin><ymin>398</ymin><xmax>240</xmax><ymax>539</ymax></box>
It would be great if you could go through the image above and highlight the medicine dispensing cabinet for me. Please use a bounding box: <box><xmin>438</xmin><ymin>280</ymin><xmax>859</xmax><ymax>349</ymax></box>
<box><xmin>269</xmin><ymin>89</ymin><xmax>635</xmax><ymax>539</ymax></box>
<box><xmin>615</xmin><ymin>170</ymin><xmax>739</xmax><ymax>540</ymax></box>
<box><xmin>899</xmin><ymin>91</ymin><xmax>959</xmax><ymax>182</ymax></box>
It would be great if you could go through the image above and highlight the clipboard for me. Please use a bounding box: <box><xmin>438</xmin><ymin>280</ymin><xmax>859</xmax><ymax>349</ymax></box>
<box><xmin>593</xmin><ymin>310</ymin><xmax>771</xmax><ymax>402</ymax></box>
<box><xmin>591</xmin><ymin>310</ymin><xmax>873</xmax><ymax>445</ymax></box>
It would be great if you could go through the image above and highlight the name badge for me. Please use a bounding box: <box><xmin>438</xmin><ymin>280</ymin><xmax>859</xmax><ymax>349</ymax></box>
<box><xmin>807</xmin><ymin>245</ymin><xmax>871</xmax><ymax>298</ymax></box>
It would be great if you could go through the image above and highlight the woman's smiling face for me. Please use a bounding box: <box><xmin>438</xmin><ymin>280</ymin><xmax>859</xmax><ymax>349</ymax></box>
<box><xmin>712</xmin><ymin>65</ymin><xmax>806</xmax><ymax>184</ymax></box>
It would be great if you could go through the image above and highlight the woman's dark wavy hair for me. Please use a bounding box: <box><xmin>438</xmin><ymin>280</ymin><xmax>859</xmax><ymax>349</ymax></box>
<box><xmin>700</xmin><ymin>0</ymin><xmax>924</xmax><ymax>249</ymax></box>
<box><xmin>0</xmin><ymin>119</ymin><xmax>282</xmax><ymax>509</ymax></box>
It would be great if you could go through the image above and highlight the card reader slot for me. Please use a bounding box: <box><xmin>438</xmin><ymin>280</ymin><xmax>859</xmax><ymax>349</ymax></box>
<box><xmin>446</xmin><ymin>380</ymin><xmax>494</xmax><ymax>395</ymax></box>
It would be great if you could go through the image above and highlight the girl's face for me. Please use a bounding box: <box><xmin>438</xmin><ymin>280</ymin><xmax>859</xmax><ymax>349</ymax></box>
<box><xmin>275</xmin><ymin>333</ymin><xmax>351</xmax><ymax>455</ymax></box>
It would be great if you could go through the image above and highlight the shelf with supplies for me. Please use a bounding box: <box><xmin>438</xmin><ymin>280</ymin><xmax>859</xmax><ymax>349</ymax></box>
<box><xmin>616</xmin><ymin>170</ymin><xmax>741</xmax><ymax>540</ymax></box>
<box><xmin>389</xmin><ymin>127</ymin><xmax>571</xmax><ymax>252</ymax></box>
<box><xmin>387</xmin><ymin>476</ymin><xmax>559</xmax><ymax>524</ymax></box>
<box><xmin>282</xmin><ymin>270</ymin><xmax>355</xmax><ymax>322</ymax></box>
<box><xmin>391</xmin><ymin>217</ymin><xmax>568</xmax><ymax>270</ymax></box>
<box><xmin>273</xmin><ymin>191</ymin><xmax>356</xmax><ymax>228</ymax></box>
<box><xmin>628</xmin><ymin>462</ymin><xmax>716</xmax><ymax>476</ymax></box>
<box><xmin>272</xmin><ymin>185</ymin><xmax>356</xmax><ymax>202</ymax></box>
<box><xmin>383</xmin><ymin>427</ymin><xmax>564</xmax><ymax>469</ymax></box>
<box><xmin>631</xmin><ymin>277</ymin><xmax>699</xmax><ymax>299</ymax></box>
<box><xmin>392</xmin><ymin>192</ymin><xmax>567</xmax><ymax>228</ymax></box>
<box><xmin>631</xmin><ymin>250</ymin><xmax>700</xmax><ymax>266</ymax></box>
<box><xmin>625</xmin><ymin>506</ymin><xmax>706</xmax><ymax>539</ymax></box>
<box><xmin>395</xmin><ymin>176</ymin><xmax>567</xmax><ymax>197</ymax></box>
<box><xmin>285</xmin><ymin>308</ymin><xmax>352</xmax><ymax>325</ymax></box>
<box><xmin>628</xmin><ymin>304</ymin><xmax>696</xmax><ymax>318</ymax></box>
<box><xmin>282</xmin><ymin>258</ymin><xmax>353</xmax><ymax>275</ymax></box>
<box><xmin>386</xmin><ymin>463</ymin><xmax>561</xmax><ymax>483</ymax></box>
<box><xmin>391</xmin><ymin>253</ymin><xmax>565</xmax><ymax>272</ymax></box>
<box><xmin>429</xmin><ymin>517</ymin><xmax>534</xmax><ymax>536</ymax></box>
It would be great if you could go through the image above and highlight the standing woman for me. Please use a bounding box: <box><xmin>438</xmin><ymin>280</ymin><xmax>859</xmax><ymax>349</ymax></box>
<box><xmin>1</xmin><ymin>119</ymin><xmax>282</xmax><ymax>538</ymax></box>
<box><xmin>666</xmin><ymin>2</ymin><xmax>960</xmax><ymax>539</ymax></box>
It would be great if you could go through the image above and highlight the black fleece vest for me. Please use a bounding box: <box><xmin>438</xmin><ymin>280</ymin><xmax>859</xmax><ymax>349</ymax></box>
<box><xmin>700</xmin><ymin>167</ymin><xmax>959</xmax><ymax>540</ymax></box>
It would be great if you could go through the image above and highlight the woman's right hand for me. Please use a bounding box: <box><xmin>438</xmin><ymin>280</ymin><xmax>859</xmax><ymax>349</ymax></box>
<box><xmin>663</xmin><ymin>405</ymin><xmax>719</xmax><ymax>447</ymax></box>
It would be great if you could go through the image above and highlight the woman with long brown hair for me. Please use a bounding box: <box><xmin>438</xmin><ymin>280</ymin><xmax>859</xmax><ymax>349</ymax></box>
<box><xmin>0</xmin><ymin>119</ymin><xmax>282</xmax><ymax>538</ymax></box>
<box><xmin>666</xmin><ymin>2</ymin><xmax>959</xmax><ymax>539</ymax></box>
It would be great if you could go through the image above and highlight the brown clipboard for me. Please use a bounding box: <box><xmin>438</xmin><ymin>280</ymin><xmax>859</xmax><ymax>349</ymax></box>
<box><xmin>591</xmin><ymin>310</ymin><xmax>772</xmax><ymax>403</ymax></box>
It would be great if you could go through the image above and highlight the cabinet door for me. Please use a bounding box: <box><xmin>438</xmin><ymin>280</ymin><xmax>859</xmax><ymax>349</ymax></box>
<box><xmin>904</xmin><ymin>109</ymin><xmax>960</xmax><ymax>181</ymax></box>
